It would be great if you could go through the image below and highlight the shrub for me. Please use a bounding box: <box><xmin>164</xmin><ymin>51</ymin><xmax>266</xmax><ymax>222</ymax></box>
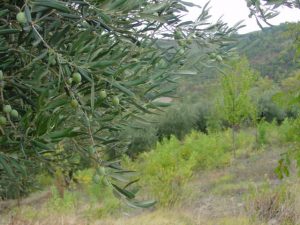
<box><xmin>126</xmin><ymin>130</ymin><xmax>234</xmax><ymax>206</ymax></box>
<box><xmin>257</xmin><ymin>121</ymin><xmax>268</xmax><ymax>147</ymax></box>
<box><xmin>156</xmin><ymin>104</ymin><xmax>198</xmax><ymax>141</ymax></box>
<box><xmin>184</xmin><ymin>131</ymin><xmax>231</xmax><ymax>170</ymax></box>
<box><xmin>193</xmin><ymin>102</ymin><xmax>213</xmax><ymax>133</ymax></box>
<box><xmin>279</xmin><ymin>117</ymin><xmax>300</xmax><ymax>143</ymax></box>
<box><xmin>132</xmin><ymin>136</ymin><xmax>193</xmax><ymax>206</ymax></box>
<box><xmin>258</xmin><ymin>90</ymin><xmax>287</xmax><ymax>123</ymax></box>
<box><xmin>122</xmin><ymin>122</ymin><xmax>158</xmax><ymax>158</ymax></box>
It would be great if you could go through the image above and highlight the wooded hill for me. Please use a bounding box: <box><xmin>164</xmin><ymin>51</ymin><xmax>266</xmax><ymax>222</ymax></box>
<box><xmin>236</xmin><ymin>23</ymin><xmax>299</xmax><ymax>81</ymax></box>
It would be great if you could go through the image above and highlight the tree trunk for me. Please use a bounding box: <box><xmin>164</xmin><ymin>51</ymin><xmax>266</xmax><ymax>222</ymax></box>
<box><xmin>255</xmin><ymin>125</ymin><xmax>259</xmax><ymax>149</ymax></box>
<box><xmin>232</xmin><ymin>125</ymin><xmax>237</xmax><ymax>158</ymax></box>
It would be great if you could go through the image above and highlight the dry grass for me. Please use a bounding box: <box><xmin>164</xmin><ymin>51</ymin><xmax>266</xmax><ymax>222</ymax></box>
<box><xmin>1</xmin><ymin>210</ymin><xmax>261</xmax><ymax>225</ymax></box>
<box><xmin>245</xmin><ymin>178</ymin><xmax>300</xmax><ymax>225</ymax></box>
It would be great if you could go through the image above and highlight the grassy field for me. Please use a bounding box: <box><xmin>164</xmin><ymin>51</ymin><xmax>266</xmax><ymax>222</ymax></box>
<box><xmin>1</xmin><ymin>122</ymin><xmax>300</xmax><ymax>225</ymax></box>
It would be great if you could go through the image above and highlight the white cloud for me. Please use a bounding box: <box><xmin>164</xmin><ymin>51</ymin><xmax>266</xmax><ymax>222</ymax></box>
<box><xmin>185</xmin><ymin>0</ymin><xmax>299</xmax><ymax>33</ymax></box>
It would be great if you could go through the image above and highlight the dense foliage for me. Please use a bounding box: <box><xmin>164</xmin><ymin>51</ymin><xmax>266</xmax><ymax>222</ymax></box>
<box><xmin>0</xmin><ymin>0</ymin><xmax>241</xmax><ymax>201</ymax></box>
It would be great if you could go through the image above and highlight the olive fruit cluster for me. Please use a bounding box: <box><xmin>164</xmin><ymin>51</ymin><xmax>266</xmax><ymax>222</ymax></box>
<box><xmin>69</xmin><ymin>87</ymin><xmax>120</xmax><ymax>109</ymax></box>
<box><xmin>3</xmin><ymin>105</ymin><xmax>19</xmax><ymax>118</ymax></box>
<box><xmin>67</xmin><ymin>72</ymin><xmax>82</xmax><ymax>86</ymax></box>
<box><xmin>98</xmin><ymin>90</ymin><xmax>119</xmax><ymax>106</ymax></box>
<box><xmin>68</xmin><ymin>72</ymin><xmax>83</xmax><ymax>108</ymax></box>
<box><xmin>0</xmin><ymin>104</ymin><xmax>19</xmax><ymax>126</ymax></box>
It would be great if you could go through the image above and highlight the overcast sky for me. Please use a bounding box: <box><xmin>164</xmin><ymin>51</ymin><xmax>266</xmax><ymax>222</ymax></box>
<box><xmin>186</xmin><ymin>0</ymin><xmax>300</xmax><ymax>34</ymax></box>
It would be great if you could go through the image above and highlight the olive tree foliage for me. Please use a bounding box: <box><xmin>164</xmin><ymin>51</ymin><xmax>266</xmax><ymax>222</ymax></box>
<box><xmin>0</xmin><ymin>0</ymin><xmax>239</xmax><ymax>201</ymax></box>
<box><xmin>246</xmin><ymin>0</ymin><xmax>300</xmax><ymax>28</ymax></box>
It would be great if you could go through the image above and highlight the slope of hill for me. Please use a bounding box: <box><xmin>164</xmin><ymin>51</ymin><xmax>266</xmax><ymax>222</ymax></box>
<box><xmin>236</xmin><ymin>23</ymin><xmax>299</xmax><ymax>81</ymax></box>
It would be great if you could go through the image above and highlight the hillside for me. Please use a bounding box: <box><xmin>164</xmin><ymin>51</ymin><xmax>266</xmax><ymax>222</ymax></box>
<box><xmin>237</xmin><ymin>23</ymin><xmax>299</xmax><ymax>81</ymax></box>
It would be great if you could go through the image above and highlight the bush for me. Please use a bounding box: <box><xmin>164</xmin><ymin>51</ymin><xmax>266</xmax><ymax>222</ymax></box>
<box><xmin>122</xmin><ymin>122</ymin><xmax>158</xmax><ymax>157</ymax></box>
<box><xmin>183</xmin><ymin>131</ymin><xmax>231</xmax><ymax>170</ymax></box>
<box><xmin>257</xmin><ymin>121</ymin><xmax>268</xmax><ymax>147</ymax></box>
<box><xmin>156</xmin><ymin>104</ymin><xmax>199</xmax><ymax>141</ymax></box>
<box><xmin>125</xmin><ymin>130</ymin><xmax>234</xmax><ymax>206</ymax></box>
<box><xmin>258</xmin><ymin>90</ymin><xmax>287</xmax><ymax>123</ymax></box>
<box><xmin>131</xmin><ymin>136</ymin><xmax>193</xmax><ymax>206</ymax></box>
<box><xmin>121</xmin><ymin>101</ymin><xmax>218</xmax><ymax>157</ymax></box>
<box><xmin>279</xmin><ymin>117</ymin><xmax>300</xmax><ymax>143</ymax></box>
<box><xmin>193</xmin><ymin>102</ymin><xmax>213</xmax><ymax>133</ymax></box>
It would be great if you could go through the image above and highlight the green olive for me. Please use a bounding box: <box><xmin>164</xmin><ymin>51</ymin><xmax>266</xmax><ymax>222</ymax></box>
<box><xmin>112</xmin><ymin>96</ymin><xmax>119</xmax><ymax>106</ymax></box>
<box><xmin>0</xmin><ymin>116</ymin><xmax>6</xmax><ymax>125</ymax></box>
<box><xmin>216</xmin><ymin>55</ymin><xmax>223</xmax><ymax>62</ymax></box>
<box><xmin>16</xmin><ymin>12</ymin><xmax>27</xmax><ymax>24</ymax></box>
<box><xmin>70</xmin><ymin>99</ymin><xmax>79</xmax><ymax>108</ymax></box>
<box><xmin>98</xmin><ymin>167</ymin><xmax>106</xmax><ymax>176</ymax></box>
<box><xmin>174</xmin><ymin>30</ymin><xmax>182</xmax><ymax>40</ymax></box>
<box><xmin>0</xmin><ymin>70</ymin><xmax>3</xmax><ymax>81</ymax></box>
<box><xmin>3</xmin><ymin>105</ymin><xmax>12</xmax><ymax>113</ymax></box>
<box><xmin>178</xmin><ymin>40</ymin><xmax>185</xmax><ymax>47</ymax></box>
<box><xmin>99</xmin><ymin>90</ymin><xmax>107</xmax><ymax>99</ymax></box>
<box><xmin>72</xmin><ymin>72</ymin><xmax>82</xmax><ymax>84</ymax></box>
<box><xmin>67</xmin><ymin>78</ymin><xmax>73</xmax><ymax>85</ymax></box>
<box><xmin>10</xmin><ymin>109</ymin><xmax>19</xmax><ymax>118</ymax></box>
<box><xmin>186</xmin><ymin>39</ymin><xmax>192</xmax><ymax>45</ymax></box>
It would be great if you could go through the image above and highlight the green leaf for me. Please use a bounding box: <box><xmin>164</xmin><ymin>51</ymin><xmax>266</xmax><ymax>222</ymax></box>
<box><xmin>108</xmin><ymin>0</ymin><xmax>127</xmax><ymax>10</ymax></box>
<box><xmin>0</xmin><ymin>9</ymin><xmax>9</xmax><ymax>17</ymax></box>
<box><xmin>45</xmin><ymin>98</ymin><xmax>68</xmax><ymax>110</ymax></box>
<box><xmin>109</xmin><ymin>173</ymin><xmax>130</xmax><ymax>183</ymax></box>
<box><xmin>32</xmin><ymin>0</ymin><xmax>70</xmax><ymax>13</ymax></box>
<box><xmin>143</xmin><ymin>2</ymin><xmax>169</xmax><ymax>14</ymax></box>
<box><xmin>112</xmin><ymin>184</ymin><xmax>135</xmax><ymax>199</ymax></box>
<box><xmin>139</xmin><ymin>13</ymin><xmax>167</xmax><ymax>23</ymax></box>
<box><xmin>87</xmin><ymin>60</ymin><xmax>116</xmax><ymax>69</ymax></box>
<box><xmin>0</xmin><ymin>155</ymin><xmax>15</xmax><ymax>178</ymax></box>
<box><xmin>32</xmin><ymin>140</ymin><xmax>51</xmax><ymax>150</ymax></box>
<box><xmin>111</xmin><ymin>81</ymin><xmax>135</xmax><ymax>97</ymax></box>
<box><xmin>91</xmin><ymin>82</ymin><xmax>95</xmax><ymax>111</ymax></box>
<box><xmin>24</xmin><ymin>5</ymin><xmax>32</xmax><ymax>24</ymax></box>
<box><xmin>0</xmin><ymin>29</ymin><xmax>20</xmax><ymax>35</ymax></box>
<box><xmin>33</xmin><ymin>50</ymin><xmax>48</xmax><ymax>62</ymax></box>
<box><xmin>127</xmin><ymin>200</ymin><xmax>156</xmax><ymax>208</ymax></box>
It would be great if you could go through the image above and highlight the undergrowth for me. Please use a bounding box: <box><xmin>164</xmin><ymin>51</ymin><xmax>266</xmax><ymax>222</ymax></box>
<box><xmin>123</xmin><ymin>128</ymin><xmax>259</xmax><ymax>206</ymax></box>
<box><xmin>2</xmin><ymin>119</ymin><xmax>299</xmax><ymax>224</ymax></box>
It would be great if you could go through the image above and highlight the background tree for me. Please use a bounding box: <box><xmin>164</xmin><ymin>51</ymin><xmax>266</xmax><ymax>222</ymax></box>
<box><xmin>218</xmin><ymin>57</ymin><xmax>257</xmax><ymax>157</ymax></box>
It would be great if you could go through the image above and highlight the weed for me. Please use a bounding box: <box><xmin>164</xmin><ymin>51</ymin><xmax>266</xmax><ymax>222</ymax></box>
<box><xmin>245</xmin><ymin>180</ymin><xmax>297</xmax><ymax>224</ymax></box>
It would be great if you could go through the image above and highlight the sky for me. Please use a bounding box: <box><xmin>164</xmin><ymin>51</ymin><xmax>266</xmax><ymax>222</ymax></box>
<box><xmin>186</xmin><ymin>0</ymin><xmax>300</xmax><ymax>34</ymax></box>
